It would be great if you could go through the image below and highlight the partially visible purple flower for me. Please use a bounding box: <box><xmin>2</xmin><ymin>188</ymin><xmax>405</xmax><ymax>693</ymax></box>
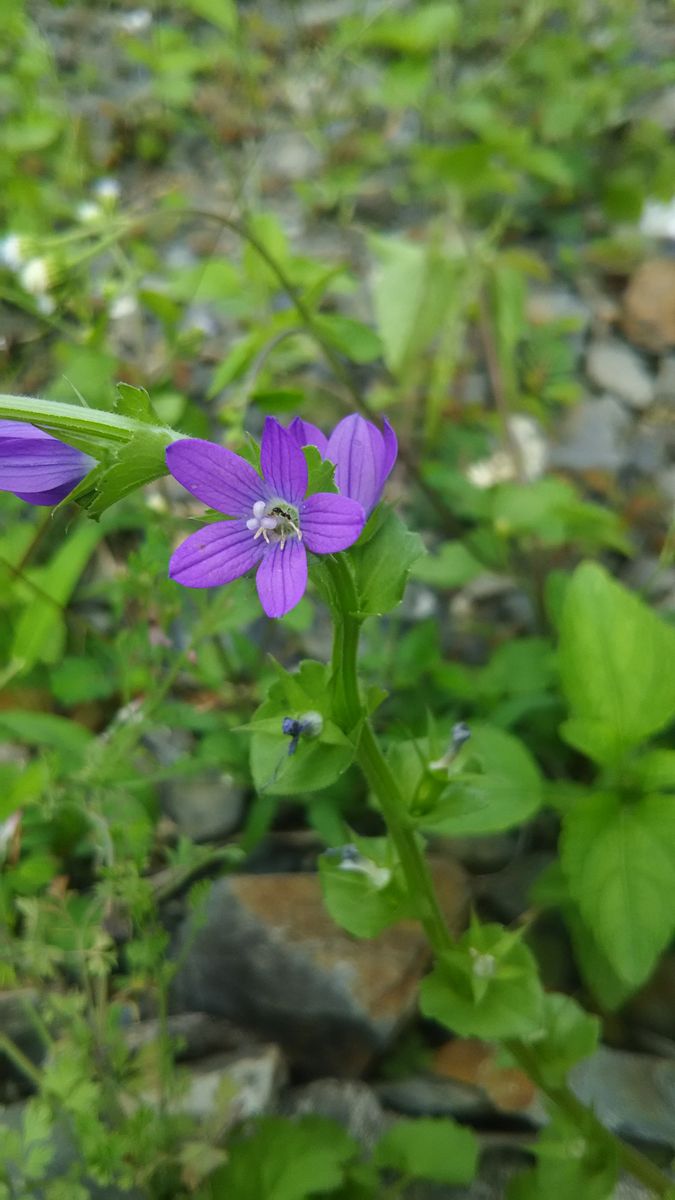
<box><xmin>287</xmin><ymin>417</ymin><xmax>328</xmax><ymax>457</ymax></box>
<box><xmin>327</xmin><ymin>414</ymin><xmax>397</xmax><ymax>515</ymax></box>
<box><xmin>166</xmin><ymin>417</ymin><xmax>366</xmax><ymax>619</ymax></box>
<box><xmin>288</xmin><ymin>413</ymin><xmax>398</xmax><ymax>516</ymax></box>
<box><xmin>0</xmin><ymin>421</ymin><xmax>94</xmax><ymax>505</ymax></box>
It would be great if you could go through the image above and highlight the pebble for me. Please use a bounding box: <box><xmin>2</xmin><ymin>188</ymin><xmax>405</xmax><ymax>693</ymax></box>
<box><xmin>586</xmin><ymin>338</ymin><xmax>654</xmax><ymax>409</ymax></box>
<box><xmin>279</xmin><ymin>1078</ymin><xmax>389</xmax><ymax>1150</ymax></box>
<box><xmin>622</xmin><ymin>259</ymin><xmax>675</xmax><ymax>352</ymax></box>
<box><xmin>550</xmin><ymin>395</ymin><xmax>631</xmax><ymax>472</ymax></box>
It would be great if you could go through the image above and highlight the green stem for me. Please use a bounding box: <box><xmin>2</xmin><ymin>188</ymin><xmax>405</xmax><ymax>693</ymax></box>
<box><xmin>0</xmin><ymin>393</ymin><xmax>175</xmax><ymax>446</ymax></box>
<box><xmin>325</xmin><ymin>555</ymin><xmax>452</xmax><ymax>953</ymax></box>
<box><xmin>0</xmin><ymin>1032</ymin><xmax>42</xmax><ymax>1089</ymax></box>
<box><xmin>325</xmin><ymin>554</ymin><xmax>673</xmax><ymax>1199</ymax></box>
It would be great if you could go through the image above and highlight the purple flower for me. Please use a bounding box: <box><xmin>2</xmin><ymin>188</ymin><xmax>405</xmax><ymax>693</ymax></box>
<box><xmin>0</xmin><ymin>421</ymin><xmax>94</xmax><ymax>505</ymax></box>
<box><xmin>288</xmin><ymin>413</ymin><xmax>397</xmax><ymax>515</ymax></box>
<box><xmin>166</xmin><ymin>417</ymin><xmax>366</xmax><ymax>618</ymax></box>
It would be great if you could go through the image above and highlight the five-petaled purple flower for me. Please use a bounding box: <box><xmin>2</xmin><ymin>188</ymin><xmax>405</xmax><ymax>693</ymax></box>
<box><xmin>166</xmin><ymin>417</ymin><xmax>366</xmax><ymax>618</ymax></box>
<box><xmin>0</xmin><ymin>421</ymin><xmax>94</xmax><ymax>505</ymax></box>
<box><xmin>288</xmin><ymin>413</ymin><xmax>397</xmax><ymax>515</ymax></box>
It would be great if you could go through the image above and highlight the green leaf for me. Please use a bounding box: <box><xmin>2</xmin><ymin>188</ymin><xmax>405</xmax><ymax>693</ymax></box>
<box><xmin>49</xmin><ymin>656</ymin><xmax>116</xmax><ymax>705</ymax></box>
<box><xmin>247</xmin><ymin>661</ymin><xmax>356</xmax><ymax>795</ymax></box>
<box><xmin>313</xmin><ymin>314</ymin><xmax>382</xmax><ymax>364</ymax></box>
<box><xmin>319</xmin><ymin>836</ymin><xmax>413</xmax><ymax>937</ymax></box>
<box><xmin>303</xmin><ymin>445</ymin><xmax>337</xmax><ymax>496</ymax></box>
<box><xmin>507</xmin><ymin>1111</ymin><xmax>617</xmax><ymax>1200</ymax></box>
<box><xmin>349</xmin><ymin>506</ymin><xmax>424</xmax><ymax>615</ymax></box>
<box><xmin>71</xmin><ymin>427</ymin><xmax>173</xmax><ymax>517</ymax></box>
<box><xmin>411</xmin><ymin>541</ymin><xmax>485</xmax><ymax>588</ymax></box>
<box><xmin>209</xmin><ymin>1116</ymin><xmax>358</xmax><ymax>1199</ymax></box>
<box><xmin>374</xmin><ymin>1117</ymin><xmax>477</xmax><ymax>1185</ymax></box>
<box><xmin>529</xmin><ymin>993</ymin><xmax>600</xmax><ymax>1087</ymax></box>
<box><xmin>11</xmin><ymin>520</ymin><xmax>104</xmax><ymax>670</ymax></box>
<box><xmin>0</xmin><ymin>711</ymin><xmax>93</xmax><ymax>766</ymax></box>
<box><xmin>420</xmin><ymin>920</ymin><xmax>544</xmax><ymax>1039</ymax></box>
<box><xmin>114</xmin><ymin>382</ymin><xmax>162</xmax><ymax>425</ymax></box>
<box><xmin>419</xmin><ymin>724</ymin><xmax>542</xmax><ymax>836</ymax></box>
<box><xmin>561</xmin><ymin>791</ymin><xmax>675</xmax><ymax>989</ymax></box>
<box><xmin>369</xmin><ymin>235</ymin><xmax>459</xmax><ymax>374</ymax></box>
<box><xmin>559</xmin><ymin>563</ymin><xmax>675</xmax><ymax>764</ymax></box>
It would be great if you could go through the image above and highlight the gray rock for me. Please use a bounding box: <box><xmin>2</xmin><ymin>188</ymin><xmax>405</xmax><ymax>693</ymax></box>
<box><xmin>586</xmin><ymin>339</ymin><xmax>654</xmax><ymax>409</ymax></box>
<box><xmin>170</xmin><ymin>869</ymin><xmax>467</xmax><ymax>1077</ymax></box>
<box><xmin>376</xmin><ymin>1074</ymin><xmax>490</xmax><ymax>1121</ymax></box>
<box><xmin>141</xmin><ymin>1045</ymin><xmax>286</xmax><ymax>1126</ymax></box>
<box><xmin>280</xmin><ymin>1079</ymin><xmax>389</xmax><ymax>1150</ymax></box>
<box><xmin>551</xmin><ymin>395</ymin><xmax>632</xmax><ymax>472</ymax></box>
<box><xmin>655</xmin><ymin>354</ymin><xmax>675</xmax><ymax>401</ymax></box>
<box><xmin>161</xmin><ymin>772</ymin><xmax>244</xmax><ymax>842</ymax></box>
<box><xmin>568</xmin><ymin>1047</ymin><xmax>675</xmax><ymax>1147</ymax></box>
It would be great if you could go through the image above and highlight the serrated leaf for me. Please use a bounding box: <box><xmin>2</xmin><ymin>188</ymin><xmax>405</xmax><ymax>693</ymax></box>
<box><xmin>209</xmin><ymin>1116</ymin><xmax>358</xmax><ymax>1199</ymax></box>
<box><xmin>349</xmin><ymin>506</ymin><xmax>424</xmax><ymax>615</ymax></box>
<box><xmin>73</xmin><ymin>428</ymin><xmax>173</xmax><ymax>517</ymax></box>
<box><xmin>561</xmin><ymin>791</ymin><xmax>675</xmax><ymax>989</ymax></box>
<box><xmin>420</xmin><ymin>921</ymin><xmax>544</xmax><ymax>1039</ymax></box>
<box><xmin>374</xmin><ymin>1117</ymin><xmax>477</xmax><ymax>1185</ymax></box>
<box><xmin>303</xmin><ymin>444</ymin><xmax>337</xmax><ymax>495</ymax></box>
<box><xmin>114</xmin><ymin>382</ymin><xmax>161</xmax><ymax>424</ymax></box>
<box><xmin>559</xmin><ymin>563</ymin><xmax>675</xmax><ymax>765</ymax></box>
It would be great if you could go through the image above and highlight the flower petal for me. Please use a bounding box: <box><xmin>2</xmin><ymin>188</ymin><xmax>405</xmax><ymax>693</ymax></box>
<box><xmin>287</xmin><ymin>417</ymin><xmax>329</xmax><ymax>457</ymax></box>
<box><xmin>255</xmin><ymin>538</ymin><xmax>307</xmax><ymax>618</ymax></box>
<box><xmin>381</xmin><ymin>418</ymin><xmax>398</xmax><ymax>485</ymax></box>
<box><xmin>0</xmin><ymin>437</ymin><xmax>92</xmax><ymax>493</ymax></box>
<box><xmin>260</xmin><ymin>417</ymin><xmax>308</xmax><ymax>505</ymax></box>
<box><xmin>169</xmin><ymin>519</ymin><xmax>264</xmax><ymax>587</ymax></box>
<box><xmin>326</xmin><ymin>413</ymin><xmax>386</xmax><ymax>515</ymax></box>
<box><xmin>166</xmin><ymin>439</ymin><xmax>263</xmax><ymax>517</ymax></box>
<box><xmin>300</xmin><ymin>492</ymin><xmax>365</xmax><ymax>554</ymax></box>
<box><xmin>0</xmin><ymin>421</ymin><xmax>55</xmax><ymax>440</ymax></box>
<box><xmin>14</xmin><ymin>482</ymin><xmax>82</xmax><ymax>505</ymax></box>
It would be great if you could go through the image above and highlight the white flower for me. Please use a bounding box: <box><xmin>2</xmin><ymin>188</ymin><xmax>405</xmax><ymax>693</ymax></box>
<box><xmin>94</xmin><ymin>177</ymin><xmax>121</xmax><ymax>203</ymax></box>
<box><xmin>0</xmin><ymin>234</ymin><xmax>28</xmax><ymax>270</ymax></box>
<box><xmin>19</xmin><ymin>257</ymin><xmax>51</xmax><ymax>295</ymax></box>
<box><xmin>77</xmin><ymin>201</ymin><xmax>102</xmax><ymax>223</ymax></box>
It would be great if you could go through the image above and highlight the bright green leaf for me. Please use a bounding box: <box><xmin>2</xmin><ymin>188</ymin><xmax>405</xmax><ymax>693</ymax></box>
<box><xmin>350</xmin><ymin>506</ymin><xmax>424</xmax><ymax>615</ymax></box>
<box><xmin>561</xmin><ymin>791</ymin><xmax>675</xmax><ymax>988</ymax></box>
<box><xmin>559</xmin><ymin>563</ymin><xmax>675</xmax><ymax>764</ymax></box>
<box><xmin>374</xmin><ymin>1117</ymin><xmax>477</xmax><ymax>1185</ymax></box>
<box><xmin>420</xmin><ymin>920</ymin><xmax>544</xmax><ymax>1039</ymax></box>
<box><xmin>419</xmin><ymin>724</ymin><xmax>542</xmax><ymax>836</ymax></box>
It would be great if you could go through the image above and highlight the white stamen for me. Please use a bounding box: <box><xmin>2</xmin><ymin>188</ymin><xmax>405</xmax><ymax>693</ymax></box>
<box><xmin>253</xmin><ymin>500</ymin><xmax>266</xmax><ymax>520</ymax></box>
<box><xmin>246</xmin><ymin>518</ymin><xmax>258</xmax><ymax>531</ymax></box>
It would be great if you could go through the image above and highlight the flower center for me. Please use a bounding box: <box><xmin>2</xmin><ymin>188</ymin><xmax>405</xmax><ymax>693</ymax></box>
<box><xmin>246</xmin><ymin>498</ymin><xmax>302</xmax><ymax>550</ymax></box>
